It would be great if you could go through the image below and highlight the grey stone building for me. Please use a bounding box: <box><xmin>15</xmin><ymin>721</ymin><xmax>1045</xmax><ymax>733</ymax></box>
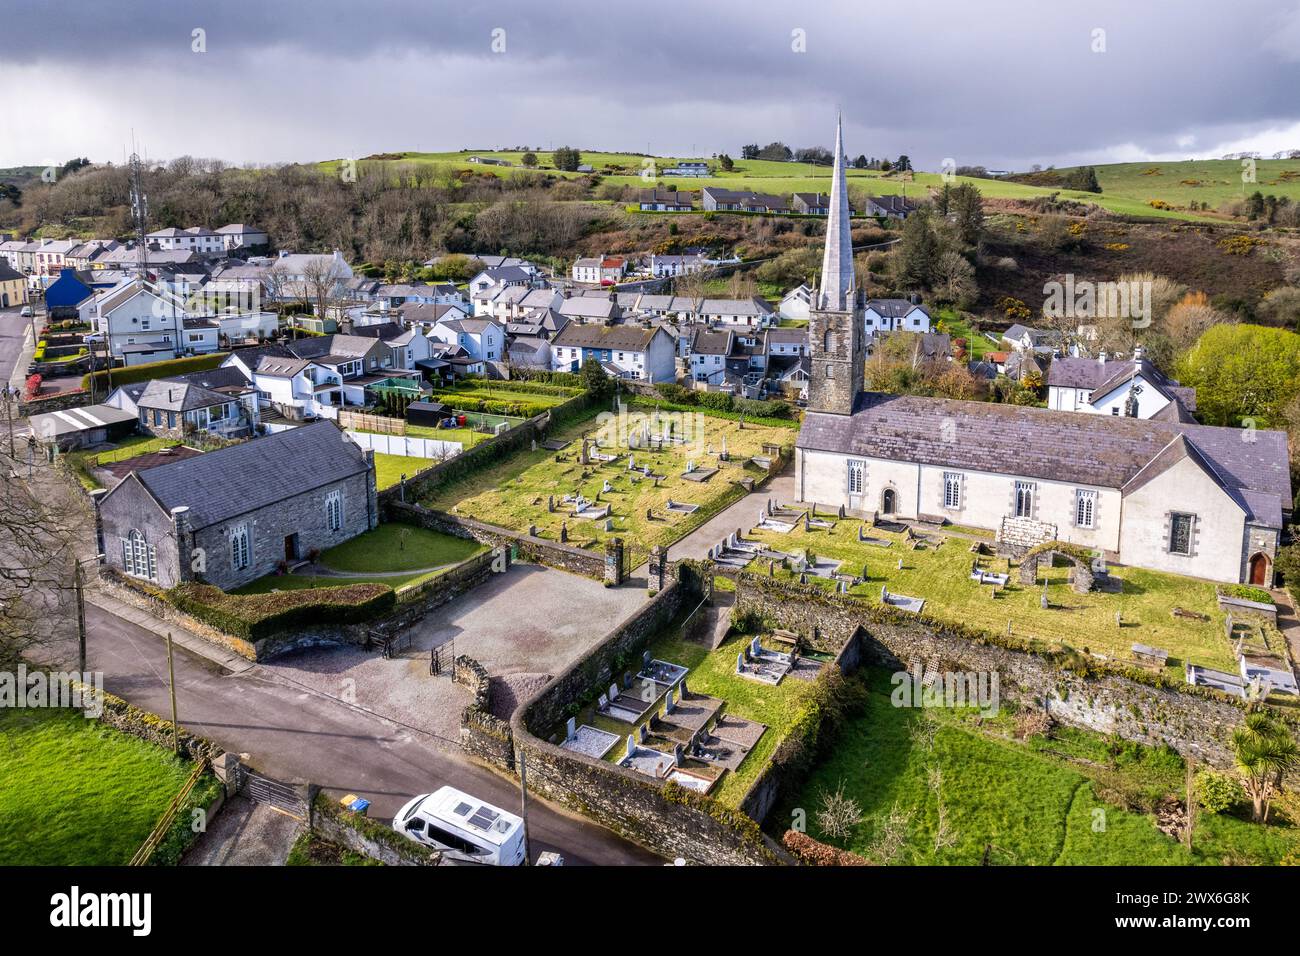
<box><xmin>94</xmin><ymin>420</ymin><xmax>378</xmax><ymax>591</ymax></box>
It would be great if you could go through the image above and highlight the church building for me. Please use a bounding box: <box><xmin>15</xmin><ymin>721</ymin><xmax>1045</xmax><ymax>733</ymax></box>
<box><xmin>794</xmin><ymin>119</ymin><xmax>1289</xmax><ymax>585</ymax></box>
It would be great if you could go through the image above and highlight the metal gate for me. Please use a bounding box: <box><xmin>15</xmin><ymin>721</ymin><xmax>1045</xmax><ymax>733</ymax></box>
<box><xmin>235</xmin><ymin>763</ymin><xmax>307</xmax><ymax>820</ymax></box>
<box><xmin>430</xmin><ymin>638</ymin><xmax>455</xmax><ymax>677</ymax></box>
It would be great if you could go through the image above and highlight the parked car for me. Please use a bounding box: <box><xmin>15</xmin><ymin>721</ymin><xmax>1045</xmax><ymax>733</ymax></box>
<box><xmin>84</xmin><ymin>332</ymin><xmax>104</xmax><ymax>345</ymax></box>
<box><xmin>20</xmin><ymin>306</ymin><xmax>32</xmax><ymax>318</ymax></box>
<box><xmin>392</xmin><ymin>786</ymin><xmax>526</xmax><ymax>866</ymax></box>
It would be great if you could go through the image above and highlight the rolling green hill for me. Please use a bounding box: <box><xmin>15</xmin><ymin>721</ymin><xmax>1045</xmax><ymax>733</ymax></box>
<box><xmin>1046</xmin><ymin>159</ymin><xmax>1300</xmax><ymax>214</ymax></box>
<box><xmin>317</xmin><ymin>150</ymin><xmax>1237</xmax><ymax>222</ymax></box>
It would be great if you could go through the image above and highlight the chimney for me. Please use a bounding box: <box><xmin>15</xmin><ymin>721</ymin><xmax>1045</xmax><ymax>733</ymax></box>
<box><xmin>170</xmin><ymin>506</ymin><xmax>192</xmax><ymax>582</ymax></box>
<box><xmin>1098</xmin><ymin>350</ymin><xmax>1107</xmax><ymax>365</ymax></box>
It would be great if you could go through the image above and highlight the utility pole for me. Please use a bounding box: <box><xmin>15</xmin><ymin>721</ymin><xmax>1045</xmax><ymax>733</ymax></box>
<box><xmin>1184</xmin><ymin>758</ymin><xmax>1196</xmax><ymax>851</ymax></box>
<box><xmin>3</xmin><ymin>386</ymin><xmax>14</xmax><ymax>459</ymax></box>
<box><xmin>166</xmin><ymin>631</ymin><xmax>179</xmax><ymax>754</ymax></box>
<box><xmin>75</xmin><ymin>559</ymin><xmax>87</xmax><ymax>674</ymax></box>
<box><xmin>518</xmin><ymin>749</ymin><xmax>532</xmax><ymax>865</ymax></box>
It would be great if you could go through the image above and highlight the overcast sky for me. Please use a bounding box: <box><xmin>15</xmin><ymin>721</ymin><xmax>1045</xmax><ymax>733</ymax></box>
<box><xmin>3</xmin><ymin>0</ymin><xmax>1300</xmax><ymax>171</ymax></box>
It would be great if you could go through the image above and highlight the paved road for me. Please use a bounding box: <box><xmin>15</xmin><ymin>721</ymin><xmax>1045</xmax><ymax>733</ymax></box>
<box><xmin>83</xmin><ymin>602</ymin><xmax>660</xmax><ymax>866</ymax></box>
<box><xmin>0</xmin><ymin>305</ymin><xmax>33</xmax><ymax>390</ymax></box>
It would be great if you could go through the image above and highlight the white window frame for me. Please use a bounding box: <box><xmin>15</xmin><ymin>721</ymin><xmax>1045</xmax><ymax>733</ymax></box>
<box><xmin>123</xmin><ymin>529</ymin><xmax>157</xmax><ymax>581</ymax></box>
<box><xmin>326</xmin><ymin>490</ymin><xmax>343</xmax><ymax>531</ymax></box>
<box><xmin>1014</xmin><ymin>481</ymin><xmax>1035</xmax><ymax>518</ymax></box>
<box><xmin>943</xmin><ymin>472</ymin><xmax>962</xmax><ymax>510</ymax></box>
<box><xmin>847</xmin><ymin>459</ymin><xmax>866</xmax><ymax>495</ymax></box>
<box><xmin>231</xmin><ymin>524</ymin><xmax>251</xmax><ymax>570</ymax></box>
<box><xmin>1075</xmin><ymin>489</ymin><xmax>1097</xmax><ymax>529</ymax></box>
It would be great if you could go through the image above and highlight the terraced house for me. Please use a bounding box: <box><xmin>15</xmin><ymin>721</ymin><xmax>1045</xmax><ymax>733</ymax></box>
<box><xmin>794</xmin><ymin>118</ymin><xmax>1290</xmax><ymax>585</ymax></box>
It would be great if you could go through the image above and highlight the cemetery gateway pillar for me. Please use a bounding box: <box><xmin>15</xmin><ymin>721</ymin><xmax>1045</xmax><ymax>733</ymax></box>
<box><xmin>604</xmin><ymin>536</ymin><xmax>625</xmax><ymax>587</ymax></box>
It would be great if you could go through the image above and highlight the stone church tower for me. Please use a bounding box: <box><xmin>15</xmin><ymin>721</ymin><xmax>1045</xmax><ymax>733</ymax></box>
<box><xmin>807</xmin><ymin>116</ymin><xmax>865</xmax><ymax>415</ymax></box>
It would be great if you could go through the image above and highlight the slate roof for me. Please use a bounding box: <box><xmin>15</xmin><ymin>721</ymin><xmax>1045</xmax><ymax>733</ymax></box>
<box><xmin>128</xmin><ymin>420</ymin><xmax>370</xmax><ymax>531</ymax></box>
<box><xmin>865</xmin><ymin>298</ymin><xmax>926</xmax><ymax>318</ymax></box>
<box><xmin>691</xmin><ymin>329</ymin><xmax>733</xmax><ymax>355</ymax></box>
<box><xmin>797</xmin><ymin>391</ymin><xmax>1290</xmax><ymax>526</ymax></box>
<box><xmin>0</xmin><ymin>261</ymin><xmax>22</xmax><ymax>282</ymax></box>
<box><xmin>137</xmin><ymin>380</ymin><xmax>231</xmax><ymax>412</ymax></box>
<box><xmin>552</xmin><ymin>323</ymin><xmax>662</xmax><ymax>352</ymax></box>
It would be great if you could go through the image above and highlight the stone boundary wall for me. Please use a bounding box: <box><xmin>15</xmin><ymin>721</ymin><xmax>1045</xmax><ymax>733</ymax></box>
<box><xmin>378</xmin><ymin>390</ymin><xmax>599</xmax><ymax>508</ymax></box>
<box><xmin>389</xmin><ymin>502</ymin><xmax>607</xmax><ymax>580</ymax></box>
<box><xmin>99</xmin><ymin>546</ymin><xmax>501</xmax><ymax>662</ymax></box>
<box><xmin>73</xmin><ymin>680</ymin><xmax>223</xmax><ymax>763</ymax></box>
<box><xmin>454</xmin><ymin>655</ymin><xmax>516</xmax><ymax>772</ymax></box>
<box><xmin>309</xmin><ymin>792</ymin><xmax>442</xmax><ymax>866</ymax></box>
<box><xmin>19</xmin><ymin>388</ymin><xmax>92</xmax><ymax>417</ymax></box>
<box><xmin>733</xmin><ymin>572</ymin><xmax>1262</xmax><ymax>768</ymax></box>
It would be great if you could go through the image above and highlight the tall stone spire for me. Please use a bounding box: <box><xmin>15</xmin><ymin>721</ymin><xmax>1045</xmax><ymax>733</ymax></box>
<box><xmin>818</xmin><ymin>114</ymin><xmax>855</xmax><ymax>312</ymax></box>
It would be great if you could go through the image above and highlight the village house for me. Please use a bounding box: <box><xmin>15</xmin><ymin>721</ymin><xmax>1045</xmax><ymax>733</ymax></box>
<box><xmin>468</xmin><ymin>265</ymin><xmax>535</xmax><ymax>299</ymax></box>
<box><xmin>794</xmin><ymin>118</ymin><xmax>1290</xmax><ymax>586</ymax></box>
<box><xmin>662</xmin><ymin>161</ymin><xmax>710</xmax><ymax>177</ymax></box>
<box><xmin>558</xmin><ymin>294</ymin><xmax>622</xmax><ymax>324</ymax></box>
<box><xmin>80</xmin><ymin>277</ymin><xmax>189</xmax><ymax>364</ymax></box>
<box><xmin>791</xmin><ymin>192</ymin><xmax>830</xmax><ymax>215</ymax></box>
<box><xmin>428</xmin><ymin>316</ymin><xmax>505</xmax><ymax>362</ymax></box>
<box><xmin>1047</xmin><ymin>348</ymin><xmax>1197</xmax><ymax>421</ymax></box>
<box><xmin>637</xmin><ymin>189</ymin><xmax>694</xmax><ymax>211</ymax></box>
<box><xmin>701</xmin><ymin>188</ymin><xmax>789</xmax><ymax>213</ymax></box>
<box><xmin>0</xmin><ymin>261</ymin><xmax>25</xmax><ymax>308</ymax></box>
<box><xmin>133</xmin><ymin>379</ymin><xmax>258</xmax><ymax>440</ymax></box>
<box><xmin>644</xmin><ymin>253</ymin><xmax>712</xmax><ymax>278</ymax></box>
<box><xmin>779</xmin><ymin>283</ymin><xmax>815</xmax><ymax>322</ymax></box>
<box><xmin>94</xmin><ymin>420</ymin><xmax>378</xmax><ymax>591</ymax></box>
<box><xmin>863</xmin><ymin>194</ymin><xmax>919</xmax><ymax>219</ymax></box>
<box><xmin>215</xmin><ymin>223</ymin><xmax>270</xmax><ymax>250</ymax></box>
<box><xmin>400</xmin><ymin>301</ymin><xmax>470</xmax><ymax>333</ymax></box>
<box><xmin>696</xmin><ymin>296</ymin><xmax>775</xmax><ymax>329</ymax></box>
<box><xmin>551</xmin><ymin>322</ymin><xmax>676</xmax><ymax>382</ymax></box>
<box><xmin>863</xmin><ymin>297</ymin><xmax>932</xmax><ymax>334</ymax></box>
<box><xmin>571</xmin><ymin>255</ymin><xmax>626</xmax><ymax>285</ymax></box>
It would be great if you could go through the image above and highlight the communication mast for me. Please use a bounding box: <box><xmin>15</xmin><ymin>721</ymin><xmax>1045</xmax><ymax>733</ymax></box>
<box><xmin>128</xmin><ymin>150</ymin><xmax>150</xmax><ymax>277</ymax></box>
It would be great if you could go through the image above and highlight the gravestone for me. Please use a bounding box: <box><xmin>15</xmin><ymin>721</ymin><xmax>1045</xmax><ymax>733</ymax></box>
<box><xmin>559</xmin><ymin>522</ymin><xmax>568</xmax><ymax>543</ymax></box>
<box><xmin>625</xmin><ymin>735</ymin><xmax>636</xmax><ymax>759</ymax></box>
<box><xmin>736</xmin><ymin>652</ymin><xmax>745</xmax><ymax>673</ymax></box>
<box><xmin>598</xmin><ymin>692</ymin><xmax>609</xmax><ymax>710</ymax></box>
<box><xmin>565</xmin><ymin>716</ymin><xmax>576</xmax><ymax>741</ymax></box>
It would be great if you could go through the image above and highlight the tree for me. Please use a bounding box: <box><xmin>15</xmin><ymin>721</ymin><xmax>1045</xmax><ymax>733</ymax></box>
<box><xmin>852</xmin><ymin>155</ymin><xmax>869</xmax><ymax>169</ymax></box>
<box><xmin>894</xmin><ymin>207</ymin><xmax>939</xmax><ymax>289</ymax></box>
<box><xmin>933</xmin><ymin>250</ymin><xmax>977</xmax><ymax>307</ymax></box>
<box><xmin>580</xmin><ymin>357</ymin><xmax>613</xmax><ymax>399</ymax></box>
<box><xmin>741</xmin><ymin>144</ymin><xmax>760</xmax><ymax>160</ymax></box>
<box><xmin>717</xmin><ymin>153</ymin><xmax>734</xmax><ymax>171</ymax></box>
<box><xmin>795</xmin><ymin>146</ymin><xmax>833</xmax><ymax>166</ymax></box>
<box><xmin>757</xmin><ymin>142</ymin><xmax>793</xmax><ymax>162</ymax></box>
<box><xmin>1177</xmin><ymin>323</ymin><xmax>1300</xmax><ymax>426</ymax></box>
<box><xmin>895</xmin><ymin>155</ymin><xmax>912</xmax><ymax>172</ymax></box>
<box><xmin>552</xmin><ymin>146</ymin><xmax>582</xmax><ymax>172</ymax></box>
<box><xmin>950</xmin><ymin>183</ymin><xmax>985</xmax><ymax>247</ymax></box>
<box><xmin>521</xmin><ymin>152</ymin><xmax>538</xmax><ymax>168</ymax></box>
<box><xmin>1231</xmin><ymin>712</ymin><xmax>1299</xmax><ymax>823</ymax></box>
<box><xmin>815</xmin><ymin>780</ymin><xmax>863</xmax><ymax>841</ymax></box>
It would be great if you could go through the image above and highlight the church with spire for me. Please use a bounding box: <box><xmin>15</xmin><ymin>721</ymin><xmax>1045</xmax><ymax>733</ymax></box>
<box><xmin>793</xmin><ymin>118</ymin><xmax>1289</xmax><ymax>586</ymax></box>
<box><xmin>805</xmin><ymin>115</ymin><xmax>865</xmax><ymax>417</ymax></box>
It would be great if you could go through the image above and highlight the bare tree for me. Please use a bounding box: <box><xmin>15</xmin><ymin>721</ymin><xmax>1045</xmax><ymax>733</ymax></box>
<box><xmin>815</xmin><ymin>780</ymin><xmax>864</xmax><ymax>841</ymax></box>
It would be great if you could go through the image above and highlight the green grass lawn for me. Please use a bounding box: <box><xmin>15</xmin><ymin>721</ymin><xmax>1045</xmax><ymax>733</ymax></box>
<box><xmin>0</xmin><ymin>708</ymin><xmax>199</xmax><ymax>865</ymax></box>
<box><xmin>1052</xmin><ymin>159</ymin><xmax>1300</xmax><ymax>216</ymax></box>
<box><xmin>747</xmin><ymin>521</ymin><xmax>1236</xmax><ymax>673</ymax></box>
<box><xmin>62</xmin><ymin>434</ymin><xmax>183</xmax><ymax>490</ymax></box>
<box><xmin>373</xmin><ymin>452</ymin><xmax>437</xmax><ymax>489</ymax></box>
<box><xmin>781</xmin><ymin>668</ymin><xmax>1300</xmax><ymax>865</ymax></box>
<box><xmin>932</xmin><ymin>308</ymin><xmax>996</xmax><ymax>361</ymax></box>
<box><xmin>420</xmin><ymin>406</ymin><xmax>793</xmax><ymax>559</ymax></box>
<box><xmin>234</xmin><ymin>524</ymin><xmax>485</xmax><ymax>593</ymax></box>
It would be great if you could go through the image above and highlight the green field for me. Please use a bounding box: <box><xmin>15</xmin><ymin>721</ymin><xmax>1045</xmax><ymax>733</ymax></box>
<box><xmin>62</xmin><ymin>434</ymin><xmax>184</xmax><ymax>491</ymax></box>
<box><xmin>1051</xmin><ymin>159</ymin><xmax>1300</xmax><ymax>215</ymax></box>
<box><xmin>747</xmin><ymin>520</ymin><xmax>1237</xmax><ymax>673</ymax></box>
<box><xmin>782</xmin><ymin>668</ymin><xmax>1300</xmax><ymax>865</ymax></box>
<box><xmin>374</xmin><ymin>451</ymin><xmax>437</xmax><ymax>489</ymax></box>
<box><xmin>420</xmin><ymin>406</ymin><xmax>793</xmax><ymax>559</ymax></box>
<box><xmin>234</xmin><ymin>524</ymin><xmax>484</xmax><ymax>593</ymax></box>
<box><xmin>318</xmin><ymin>150</ymin><xmax>1251</xmax><ymax>221</ymax></box>
<box><xmin>0</xmin><ymin>708</ymin><xmax>200</xmax><ymax>866</ymax></box>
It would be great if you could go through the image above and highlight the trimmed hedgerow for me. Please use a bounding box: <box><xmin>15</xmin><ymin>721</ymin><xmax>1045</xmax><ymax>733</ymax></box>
<box><xmin>167</xmin><ymin>581</ymin><xmax>395</xmax><ymax>641</ymax></box>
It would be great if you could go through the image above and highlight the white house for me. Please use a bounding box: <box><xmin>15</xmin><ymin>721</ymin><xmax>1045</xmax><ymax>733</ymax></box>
<box><xmin>697</xmin><ymin>297</ymin><xmax>775</xmax><ymax>329</ymax></box>
<box><xmin>1046</xmin><ymin>349</ymin><xmax>1197</xmax><ymax>421</ymax></box>
<box><xmin>81</xmin><ymin>278</ymin><xmax>189</xmax><ymax>363</ymax></box>
<box><xmin>146</xmin><ymin>227</ymin><xmax>225</xmax><ymax>255</ymax></box>
<box><xmin>251</xmin><ymin>356</ymin><xmax>344</xmax><ymax>420</ymax></box>
<box><xmin>468</xmin><ymin>265</ymin><xmax>534</xmax><ymax>299</ymax></box>
<box><xmin>429</xmin><ymin>317</ymin><xmax>505</xmax><ymax>362</ymax></box>
<box><xmin>779</xmin><ymin>283</ymin><xmax>815</xmax><ymax>322</ymax></box>
<box><xmin>215</xmin><ymin>223</ymin><xmax>270</xmax><ymax>250</ymax></box>
<box><xmin>863</xmin><ymin>298</ymin><xmax>932</xmax><ymax>334</ymax></box>
<box><xmin>550</xmin><ymin>323</ymin><xmax>676</xmax><ymax>382</ymax></box>
<box><xmin>571</xmin><ymin>255</ymin><xmax>626</xmax><ymax>285</ymax></box>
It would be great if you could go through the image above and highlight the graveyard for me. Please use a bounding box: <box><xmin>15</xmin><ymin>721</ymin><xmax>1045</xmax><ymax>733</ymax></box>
<box><xmin>420</xmin><ymin>404</ymin><xmax>794</xmax><ymax>559</ymax></box>
<box><xmin>553</xmin><ymin>627</ymin><xmax>828</xmax><ymax>807</ymax></box>
<box><xmin>732</xmin><ymin>507</ymin><xmax>1241</xmax><ymax>675</ymax></box>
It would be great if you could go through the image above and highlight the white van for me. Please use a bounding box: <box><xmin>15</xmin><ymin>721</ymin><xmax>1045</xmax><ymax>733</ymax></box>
<box><xmin>393</xmin><ymin>786</ymin><xmax>526</xmax><ymax>866</ymax></box>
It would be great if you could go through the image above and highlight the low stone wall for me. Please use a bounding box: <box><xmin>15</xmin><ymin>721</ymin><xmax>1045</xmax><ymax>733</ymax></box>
<box><xmin>454</xmin><ymin>655</ymin><xmax>516</xmax><ymax>772</ymax></box>
<box><xmin>389</xmin><ymin>502</ymin><xmax>607</xmax><ymax>581</ymax></box>
<box><xmin>733</xmin><ymin>572</ymin><xmax>1263</xmax><ymax>768</ymax></box>
<box><xmin>310</xmin><ymin>792</ymin><xmax>442</xmax><ymax>866</ymax></box>
<box><xmin>81</xmin><ymin>681</ymin><xmax>223</xmax><ymax>763</ymax></box>
<box><xmin>19</xmin><ymin>387</ymin><xmax>91</xmax><ymax>417</ymax></box>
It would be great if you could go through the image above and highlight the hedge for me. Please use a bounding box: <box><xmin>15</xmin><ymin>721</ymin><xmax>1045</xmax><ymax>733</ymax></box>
<box><xmin>167</xmin><ymin>581</ymin><xmax>395</xmax><ymax>641</ymax></box>
<box><xmin>628</xmin><ymin>396</ymin><xmax>798</xmax><ymax>430</ymax></box>
<box><xmin>781</xmin><ymin>830</ymin><xmax>871</xmax><ymax>865</ymax></box>
<box><xmin>448</xmin><ymin>378</ymin><xmax>582</xmax><ymax>398</ymax></box>
<box><xmin>82</xmin><ymin>352</ymin><xmax>231</xmax><ymax>392</ymax></box>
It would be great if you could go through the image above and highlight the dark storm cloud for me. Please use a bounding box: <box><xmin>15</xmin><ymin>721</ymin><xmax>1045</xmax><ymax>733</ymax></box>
<box><xmin>2</xmin><ymin>0</ymin><xmax>1299</xmax><ymax>168</ymax></box>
